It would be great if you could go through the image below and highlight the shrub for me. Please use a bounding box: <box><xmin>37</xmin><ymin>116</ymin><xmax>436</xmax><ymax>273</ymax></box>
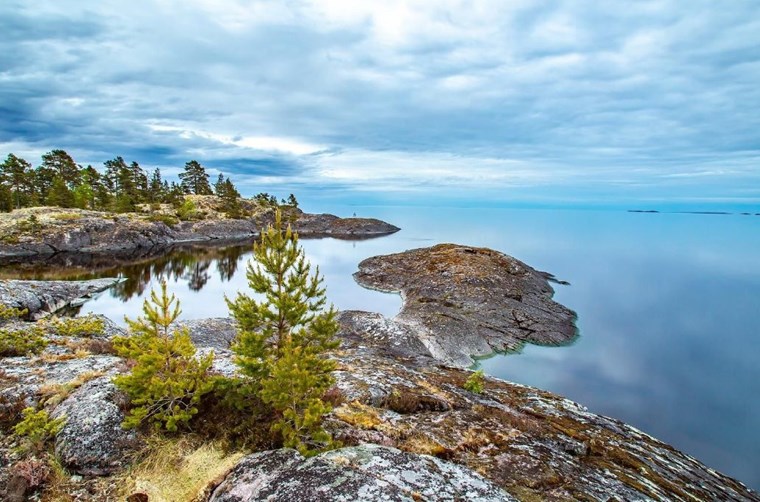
<box><xmin>9</xmin><ymin>457</ymin><xmax>52</xmax><ymax>491</ymax></box>
<box><xmin>0</xmin><ymin>325</ymin><xmax>47</xmax><ymax>357</ymax></box>
<box><xmin>13</xmin><ymin>407</ymin><xmax>66</xmax><ymax>453</ymax></box>
<box><xmin>113</xmin><ymin>280</ymin><xmax>214</xmax><ymax>431</ymax></box>
<box><xmin>148</xmin><ymin>213</ymin><xmax>180</xmax><ymax>227</ymax></box>
<box><xmin>17</xmin><ymin>214</ymin><xmax>42</xmax><ymax>233</ymax></box>
<box><xmin>0</xmin><ymin>392</ymin><xmax>27</xmax><ymax>431</ymax></box>
<box><xmin>176</xmin><ymin>199</ymin><xmax>201</xmax><ymax>221</ymax></box>
<box><xmin>463</xmin><ymin>370</ymin><xmax>485</xmax><ymax>394</ymax></box>
<box><xmin>384</xmin><ymin>389</ymin><xmax>421</xmax><ymax>414</ymax></box>
<box><xmin>0</xmin><ymin>304</ymin><xmax>27</xmax><ymax>323</ymax></box>
<box><xmin>49</xmin><ymin>315</ymin><xmax>105</xmax><ymax>338</ymax></box>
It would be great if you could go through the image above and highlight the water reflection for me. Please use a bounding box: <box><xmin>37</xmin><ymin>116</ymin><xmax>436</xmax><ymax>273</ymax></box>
<box><xmin>0</xmin><ymin>244</ymin><xmax>251</xmax><ymax>302</ymax></box>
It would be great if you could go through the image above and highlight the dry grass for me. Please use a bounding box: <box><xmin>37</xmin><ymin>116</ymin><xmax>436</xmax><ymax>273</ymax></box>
<box><xmin>117</xmin><ymin>436</ymin><xmax>245</xmax><ymax>502</ymax></box>
<box><xmin>39</xmin><ymin>370</ymin><xmax>104</xmax><ymax>408</ymax></box>
<box><xmin>333</xmin><ymin>401</ymin><xmax>383</xmax><ymax>429</ymax></box>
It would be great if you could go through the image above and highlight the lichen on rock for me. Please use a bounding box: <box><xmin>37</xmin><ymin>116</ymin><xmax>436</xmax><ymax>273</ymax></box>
<box><xmin>209</xmin><ymin>444</ymin><xmax>513</xmax><ymax>502</ymax></box>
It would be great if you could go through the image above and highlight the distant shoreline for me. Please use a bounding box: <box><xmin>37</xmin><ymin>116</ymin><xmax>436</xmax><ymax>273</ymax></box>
<box><xmin>628</xmin><ymin>209</ymin><xmax>759</xmax><ymax>216</ymax></box>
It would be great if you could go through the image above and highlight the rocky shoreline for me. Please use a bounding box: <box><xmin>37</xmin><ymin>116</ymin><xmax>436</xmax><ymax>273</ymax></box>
<box><xmin>0</xmin><ymin>206</ymin><xmax>400</xmax><ymax>259</ymax></box>
<box><xmin>1</xmin><ymin>245</ymin><xmax>758</xmax><ymax>501</ymax></box>
<box><xmin>354</xmin><ymin>244</ymin><xmax>578</xmax><ymax>367</ymax></box>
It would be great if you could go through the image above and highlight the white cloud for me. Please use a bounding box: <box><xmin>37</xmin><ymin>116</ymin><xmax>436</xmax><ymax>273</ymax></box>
<box><xmin>1</xmin><ymin>0</ymin><xmax>759</xmax><ymax>206</ymax></box>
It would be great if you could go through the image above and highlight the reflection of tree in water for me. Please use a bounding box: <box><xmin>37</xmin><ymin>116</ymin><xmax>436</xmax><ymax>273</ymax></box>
<box><xmin>216</xmin><ymin>247</ymin><xmax>241</xmax><ymax>282</ymax></box>
<box><xmin>185</xmin><ymin>261</ymin><xmax>211</xmax><ymax>291</ymax></box>
<box><xmin>3</xmin><ymin>243</ymin><xmax>252</xmax><ymax>302</ymax></box>
<box><xmin>111</xmin><ymin>245</ymin><xmax>250</xmax><ymax>300</ymax></box>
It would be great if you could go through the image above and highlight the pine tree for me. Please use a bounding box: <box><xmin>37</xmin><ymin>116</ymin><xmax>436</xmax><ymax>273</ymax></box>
<box><xmin>219</xmin><ymin>177</ymin><xmax>242</xmax><ymax>218</ymax></box>
<box><xmin>214</xmin><ymin>173</ymin><xmax>225</xmax><ymax>196</ymax></box>
<box><xmin>33</xmin><ymin>166</ymin><xmax>56</xmax><ymax>205</ymax></box>
<box><xmin>287</xmin><ymin>193</ymin><xmax>298</xmax><ymax>208</ymax></box>
<box><xmin>130</xmin><ymin>161</ymin><xmax>148</xmax><ymax>203</ymax></box>
<box><xmin>149</xmin><ymin>168</ymin><xmax>165</xmax><ymax>203</ymax></box>
<box><xmin>0</xmin><ymin>153</ymin><xmax>32</xmax><ymax>209</ymax></box>
<box><xmin>103</xmin><ymin>156</ymin><xmax>127</xmax><ymax>195</ymax></box>
<box><xmin>46</xmin><ymin>176</ymin><xmax>74</xmax><ymax>207</ymax></box>
<box><xmin>41</xmin><ymin>149</ymin><xmax>80</xmax><ymax>188</ymax></box>
<box><xmin>113</xmin><ymin>280</ymin><xmax>214</xmax><ymax>431</ymax></box>
<box><xmin>227</xmin><ymin>209</ymin><xmax>339</xmax><ymax>455</ymax></box>
<box><xmin>179</xmin><ymin>160</ymin><xmax>213</xmax><ymax>195</ymax></box>
<box><xmin>115</xmin><ymin>161</ymin><xmax>137</xmax><ymax>212</ymax></box>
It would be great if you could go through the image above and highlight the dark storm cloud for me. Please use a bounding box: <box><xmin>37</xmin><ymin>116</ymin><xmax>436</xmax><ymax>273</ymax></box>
<box><xmin>1</xmin><ymin>1</ymin><xmax>758</xmax><ymax>205</ymax></box>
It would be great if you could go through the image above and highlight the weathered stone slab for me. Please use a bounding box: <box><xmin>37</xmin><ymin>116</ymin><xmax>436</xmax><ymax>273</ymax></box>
<box><xmin>210</xmin><ymin>444</ymin><xmax>513</xmax><ymax>501</ymax></box>
<box><xmin>0</xmin><ymin>278</ymin><xmax>123</xmax><ymax>319</ymax></box>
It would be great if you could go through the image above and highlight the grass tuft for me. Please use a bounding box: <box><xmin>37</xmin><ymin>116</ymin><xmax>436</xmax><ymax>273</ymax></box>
<box><xmin>117</xmin><ymin>436</ymin><xmax>244</xmax><ymax>502</ymax></box>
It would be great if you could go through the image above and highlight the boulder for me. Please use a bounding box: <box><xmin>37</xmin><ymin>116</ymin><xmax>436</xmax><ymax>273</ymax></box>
<box><xmin>178</xmin><ymin>317</ymin><xmax>238</xmax><ymax>349</ymax></box>
<box><xmin>51</xmin><ymin>376</ymin><xmax>140</xmax><ymax>476</ymax></box>
<box><xmin>209</xmin><ymin>444</ymin><xmax>513</xmax><ymax>501</ymax></box>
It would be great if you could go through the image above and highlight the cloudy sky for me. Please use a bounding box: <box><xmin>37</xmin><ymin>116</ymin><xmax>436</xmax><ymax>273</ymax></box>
<box><xmin>1</xmin><ymin>1</ymin><xmax>759</xmax><ymax>208</ymax></box>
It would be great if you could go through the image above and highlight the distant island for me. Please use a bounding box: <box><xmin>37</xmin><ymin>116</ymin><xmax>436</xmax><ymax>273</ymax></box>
<box><xmin>628</xmin><ymin>209</ymin><xmax>758</xmax><ymax>215</ymax></box>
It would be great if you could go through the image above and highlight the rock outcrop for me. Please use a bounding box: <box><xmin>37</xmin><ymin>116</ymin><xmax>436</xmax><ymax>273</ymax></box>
<box><xmin>0</xmin><ymin>207</ymin><xmax>399</xmax><ymax>259</ymax></box>
<box><xmin>327</xmin><ymin>325</ymin><xmax>759</xmax><ymax>501</ymax></box>
<box><xmin>210</xmin><ymin>444</ymin><xmax>513</xmax><ymax>502</ymax></box>
<box><xmin>354</xmin><ymin>244</ymin><xmax>577</xmax><ymax>366</ymax></box>
<box><xmin>0</xmin><ymin>278</ymin><xmax>123</xmax><ymax>319</ymax></box>
<box><xmin>52</xmin><ymin>377</ymin><xmax>140</xmax><ymax>476</ymax></box>
<box><xmin>178</xmin><ymin>317</ymin><xmax>238</xmax><ymax>349</ymax></box>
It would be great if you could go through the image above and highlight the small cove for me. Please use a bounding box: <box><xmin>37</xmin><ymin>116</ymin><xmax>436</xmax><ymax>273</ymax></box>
<box><xmin>2</xmin><ymin>206</ymin><xmax>758</xmax><ymax>490</ymax></box>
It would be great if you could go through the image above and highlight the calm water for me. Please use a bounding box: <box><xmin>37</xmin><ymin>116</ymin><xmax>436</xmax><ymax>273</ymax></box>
<box><xmin>5</xmin><ymin>206</ymin><xmax>759</xmax><ymax>489</ymax></box>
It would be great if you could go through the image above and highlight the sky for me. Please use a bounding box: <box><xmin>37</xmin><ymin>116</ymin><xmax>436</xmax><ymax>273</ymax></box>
<box><xmin>1</xmin><ymin>0</ymin><xmax>759</xmax><ymax>209</ymax></box>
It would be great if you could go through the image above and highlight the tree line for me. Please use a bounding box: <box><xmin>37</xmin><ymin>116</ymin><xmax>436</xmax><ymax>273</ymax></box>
<box><xmin>0</xmin><ymin>149</ymin><xmax>243</xmax><ymax>214</ymax></box>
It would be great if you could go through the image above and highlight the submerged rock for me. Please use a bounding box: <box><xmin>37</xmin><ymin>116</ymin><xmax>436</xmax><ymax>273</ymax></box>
<box><xmin>209</xmin><ymin>444</ymin><xmax>512</xmax><ymax>502</ymax></box>
<box><xmin>354</xmin><ymin>243</ymin><xmax>577</xmax><ymax>366</ymax></box>
<box><xmin>52</xmin><ymin>376</ymin><xmax>140</xmax><ymax>476</ymax></box>
<box><xmin>0</xmin><ymin>278</ymin><xmax>123</xmax><ymax>319</ymax></box>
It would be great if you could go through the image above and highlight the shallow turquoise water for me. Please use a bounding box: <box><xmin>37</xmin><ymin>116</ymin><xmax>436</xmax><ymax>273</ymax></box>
<box><xmin>25</xmin><ymin>206</ymin><xmax>760</xmax><ymax>489</ymax></box>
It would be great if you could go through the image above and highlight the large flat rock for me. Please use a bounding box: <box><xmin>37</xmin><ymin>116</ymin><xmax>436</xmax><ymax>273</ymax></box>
<box><xmin>354</xmin><ymin>243</ymin><xmax>577</xmax><ymax>366</ymax></box>
<box><xmin>210</xmin><ymin>444</ymin><xmax>513</xmax><ymax>501</ymax></box>
<box><xmin>0</xmin><ymin>278</ymin><xmax>122</xmax><ymax>319</ymax></box>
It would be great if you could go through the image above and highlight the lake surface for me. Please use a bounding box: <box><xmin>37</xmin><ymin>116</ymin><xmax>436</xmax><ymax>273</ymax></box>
<box><xmin>5</xmin><ymin>206</ymin><xmax>759</xmax><ymax>489</ymax></box>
